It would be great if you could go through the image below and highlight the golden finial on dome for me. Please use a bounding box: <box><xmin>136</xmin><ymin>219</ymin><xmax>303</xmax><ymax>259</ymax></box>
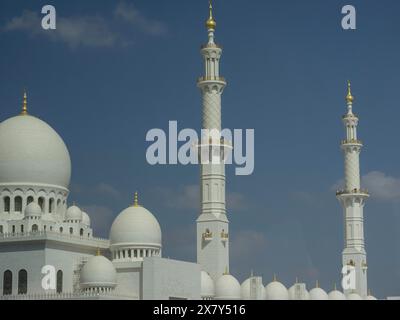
<box><xmin>21</xmin><ymin>90</ymin><xmax>28</xmax><ymax>115</ymax></box>
<box><xmin>206</xmin><ymin>0</ymin><xmax>217</xmax><ymax>30</ymax></box>
<box><xmin>346</xmin><ymin>80</ymin><xmax>354</xmax><ymax>104</ymax></box>
<box><xmin>134</xmin><ymin>191</ymin><xmax>139</xmax><ymax>207</ymax></box>
<box><xmin>96</xmin><ymin>248</ymin><xmax>101</xmax><ymax>256</ymax></box>
<box><xmin>223</xmin><ymin>266</ymin><xmax>229</xmax><ymax>275</ymax></box>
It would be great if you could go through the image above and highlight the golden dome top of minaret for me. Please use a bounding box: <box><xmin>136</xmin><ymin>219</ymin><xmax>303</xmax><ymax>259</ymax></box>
<box><xmin>346</xmin><ymin>80</ymin><xmax>355</xmax><ymax>104</ymax></box>
<box><xmin>20</xmin><ymin>90</ymin><xmax>28</xmax><ymax>115</ymax></box>
<box><xmin>206</xmin><ymin>0</ymin><xmax>217</xmax><ymax>30</ymax></box>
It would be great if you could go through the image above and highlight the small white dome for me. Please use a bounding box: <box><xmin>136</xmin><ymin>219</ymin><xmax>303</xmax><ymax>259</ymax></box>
<box><xmin>0</xmin><ymin>114</ymin><xmax>71</xmax><ymax>189</ymax></box>
<box><xmin>288</xmin><ymin>283</ymin><xmax>309</xmax><ymax>300</ymax></box>
<box><xmin>265</xmin><ymin>281</ymin><xmax>289</xmax><ymax>300</ymax></box>
<box><xmin>309</xmin><ymin>287</ymin><xmax>328</xmax><ymax>300</ymax></box>
<box><xmin>110</xmin><ymin>205</ymin><xmax>161</xmax><ymax>248</ymax></box>
<box><xmin>215</xmin><ymin>274</ymin><xmax>241</xmax><ymax>300</ymax></box>
<box><xmin>82</xmin><ymin>211</ymin><xmax>91</xmax><ymax>226</ymax></box>
<box><xmin>201</xmin><ymin>271</ymin><xmax>215</xmax><ymax>298</ymax></box>
<box><xmin>80</xmin><ymin>255</ymin><xmax>117</xmax><ymax>290</ymax></box>
<box><xmin>240</xmin><ymin>277</ymin><xmax>265</xmax><ymax>300</ymax></box>
<box><xmin>24</xmin><ymin>202</ymin><xmax>42</xmax><ymax>218</ymax></box>
<box><xmin>66</xmin><ymin>205</ymin><xmax>82</xmax><ymax>222</ymax></box>
<box><xmin>347</xmin><ymin>292</ymin><xmax>362</xmax><ymax>300</ymax></box>
<box><xmin>328</xmin><ymin>290</ymin><xmax>346</xmax><ymax>300</ymax></box>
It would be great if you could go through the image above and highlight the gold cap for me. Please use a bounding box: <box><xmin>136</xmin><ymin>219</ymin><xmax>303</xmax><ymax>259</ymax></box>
<box><xmin>21</xmin><ymin>90</ymin><xmax>28</xmax><ymax>115</ymax></box>
<box><xmin>346</xmin><ymin>80</ymin><xmax>354</xmax><ymax>104</ymax></box>
<box><xmin>96</xmin><ymin>248</ymin><xmax>101</xmax><ymax>256</ymax></box>
<box><xmin>206</xmin><ymin>0</ymin><xmax>217</xmax><ymax>30</ymax></box>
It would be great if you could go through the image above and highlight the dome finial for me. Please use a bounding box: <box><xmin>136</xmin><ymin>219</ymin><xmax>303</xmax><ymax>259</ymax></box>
<box><xmin>316</xmin><ymin>280</ymin><xmax>320</xmax><ymax>288</ymax></box>
<box><xmin>96</xmin><ymin>248</ymin><xmax>101</xmax><ymax>256</ymax></box>
<box><xmin>346</xmin><ymin>80</ymin><xmax>354</xmax><ymax>104</ymax></box>
<box><xmin>273</xmin><ymin>273</ymin><xmax>277</xmax><ymax>281</ymax></box>
<box><xmin>134</xmin><ymin>191</ymin><xmax>139</xmax><ymax>207</ymax></box>
<box><xmin>21</xmin><ymin>90</ymin><xmax>28</xmax><ymax>115</ymax></box>
<box><xmin>206</xmin><ymin>0</ymin><xmax>217</xmax><ymax>30</ymax></box>
<box><xmin>223</xmin><ymin>266</ymin><xmax>229</xmax><ymax>275</ymax></box>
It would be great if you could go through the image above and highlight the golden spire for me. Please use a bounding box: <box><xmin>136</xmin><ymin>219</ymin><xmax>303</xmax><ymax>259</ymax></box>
<box><xmin>96</xmin><ymin>248</ymin><xmax>101</xmax><ymax>256</ymax></box>
<box><xmin>21</xmin><ymin>90</ymin><xmax>28</xmax><ymax>115</ymax></box>
<box><xmin>346</xmin><ymin>80</ymin><xmax>354</xmax><ymax>104</ymax></box>
<box><xmin>133</xmin><ymin>192</ymin><xmax>139</xmax><ymax>207</ymax></box>
<box><xmin>206</xmin><ymin>0</ymin><xmax>217</xmax><ymax>30</ymax></box>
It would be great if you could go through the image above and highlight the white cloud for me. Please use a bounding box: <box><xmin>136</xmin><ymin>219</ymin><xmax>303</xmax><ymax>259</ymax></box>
<box><xmin>331</xmin><ymin>171</ymin><xmax>400</xmax><ymax>202</ymax></box>
<box><xmin>2</xmin><ymin>10</ymin><xmax>119</xmax><ymax>48</ymax></box>
<box><xmin>154</xmin><ymin>184</ymin><xmax>248</xmax><ymax>212</ymax></box>
<box><xmin>71</xmin><ymin>182</ymin><xmax>121</xmax><ymax>201</ymax></box>
<box><xmin>2</xmin><ymin>3</ymin><xmax>167</xmax><ymax>48</ymax></box>
<box><xmin>114</xmin><ymin>2</ymin><xmax>168</xmax><ymax>36</ymax></box>
<box><xmin>362</xmin><ymin>171</ymin><xmax>400</xmax><ymax>201</ymax></box>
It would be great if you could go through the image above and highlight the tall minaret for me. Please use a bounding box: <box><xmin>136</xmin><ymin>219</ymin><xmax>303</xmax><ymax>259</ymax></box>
<box><xmin>336</xmin><ymin>81</ymin><xmax>369</xmax><ymax>298</ymax></box>
<box><xmin>196</xmin><ymin>1</ymin><xmax>229</xmax><ymax>281</ymax></box>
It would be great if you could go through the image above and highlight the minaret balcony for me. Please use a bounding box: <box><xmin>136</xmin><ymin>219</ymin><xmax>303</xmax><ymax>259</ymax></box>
<box><xmin>341</xmin><ymin>139</ymin><xmax>363</xmax><ymax>146</ymax></box>
<box><xmin>220</xmin><ymin>231</ymin><xmax>229</xmax><ymax>242</ymax></box>
<box><xmin>201</xmin><ymin>43</ymin><xmax>222</xmax><ymax>50</ymax></box>
<box><xmin>336</xmin><ymin>188</ymin><xmax>370</xmax><ymax>197</ymax></box>
<box><xmin>197</xmin><ymin>76</ymin><xmax>226</xmax><ymax>84</ymax></box>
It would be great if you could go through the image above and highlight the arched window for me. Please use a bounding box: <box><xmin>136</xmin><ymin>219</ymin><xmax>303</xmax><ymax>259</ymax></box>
<box><xmin>56</xmin><ymin>270</ymin><xmax>63</xmax><ymax>293</ymax></box>
<box><xmin>0</xmin><ymin>225</ymin><xmax>3</xmax><ymax>234</ymax></box>
<box><xmin>18</xmin><ymin>269</ymin><xmax>27</xmax><ymax>294</ymax></box>
<box><xmin>38</xmin><ymin>197</ymin><xmax>45</xmax><ymax>212</ymax></box>
<box><xmin>80</xmin><ymin>228</ymin><xmax>83</xmax><ymax>236</ymax></box>
<box><xmin>57</xmin><ymin>199</ymin><xmax>61</xmax><ymax>213</ymax></box>
<box><xmin>12</xmin><ymin>225</ymin><xmax>15</xmax><ymax>234</ymax></box>
<box><xmin>14</xmin><ymin>196</ymin><xmax>22</xmax><ymax>212</ymax></box>
<box><xmin>20</xmin><ymin>225</ymin><xmax>24</xmax><ymax>233</ymax></box>
<box><xmin>32</xmin><ymin>224</ymin><xmax>38</xmax><ymax>232</ymax></box>
<box><xmin>59</xmin><ymin>227</ymin><xmax>63</xmax><ymax>233</ymax></box>
<box><xmin>49</xmin><ymin>198</ymin><xmax>54</xmax><ymax>213</ymax></box>
<box><xmin>69</xmin><ymin>227</ymin><xmax>73</xmax><ymax>235</ymax></box>
<box><xmin>3</xmin><ymin>270</ymin><xmax>12</xmax><ymax>295</ymax></box>
<box><xmin>3</xmin><ymin>197</ymin><xmax>10</xmax><ymax>212</ymax></box>
<box><xmin>26</xmin><ymin>196</ymin><xmax>34</xmax><ymax>205</ymax></box>
<box><xmin>50</xmin><ymin>226</ymin><xmax>53</xmax><ymax>231</ymax></box>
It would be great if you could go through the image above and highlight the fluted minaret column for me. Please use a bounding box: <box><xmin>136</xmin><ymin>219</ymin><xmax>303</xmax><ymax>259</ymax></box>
<box><xmin>336</xmin><ymin>81</ymin><xmax>369</xmax><ymax>298</ymax></box>
<box><xmin>196</xmin><ymin>1</ymin><xmax>229</xmax><ymax>281</ymax></box>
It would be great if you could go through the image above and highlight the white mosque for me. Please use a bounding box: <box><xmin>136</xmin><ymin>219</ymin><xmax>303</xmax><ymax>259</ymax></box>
<box><xmin>0</xmin><ymin>2</ymin><xmax>384</xmax><ymax>300</ymax></box>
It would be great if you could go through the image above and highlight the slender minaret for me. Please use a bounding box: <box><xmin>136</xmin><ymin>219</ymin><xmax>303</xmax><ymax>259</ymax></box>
<box><xmin>336</xmin><ymin>81</ymin><xmax>369</xmax><ymax>298</ymax></box>
<box><xmin>196</xmin><ymin>1</ymin><xmax>229</xmax><ymax>281</ymax></box>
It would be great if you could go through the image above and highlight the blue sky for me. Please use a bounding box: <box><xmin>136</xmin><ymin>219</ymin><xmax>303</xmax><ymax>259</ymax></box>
<box><xmin>1</xmin><ymin>0</ymin><xmax>400</xmax><ymax>298</ymax></box>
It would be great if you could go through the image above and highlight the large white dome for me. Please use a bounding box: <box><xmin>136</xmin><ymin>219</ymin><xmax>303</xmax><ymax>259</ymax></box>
<box><xmin>80</xmin><ymin>255</ymin><xmax>117</xmax><ymax>290</ymax></box>
<box><xmin>0</xmin><ymin>114</ymin><xmax>71</xmax><ymax>189</ymax></box>
<box><xmin>215</xmin><ymin>274</ymin><xmax>241</xmax><ymax>300</ymax></box>
<box><xmin>109</xmin><ymin>204</ymin><xmax>161</xmax><ymax>247</ymax></box>
<box><xmin>265</xmin><ymin>280</ymin><xmax>289</xmax><ymax>300</ymax></box>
